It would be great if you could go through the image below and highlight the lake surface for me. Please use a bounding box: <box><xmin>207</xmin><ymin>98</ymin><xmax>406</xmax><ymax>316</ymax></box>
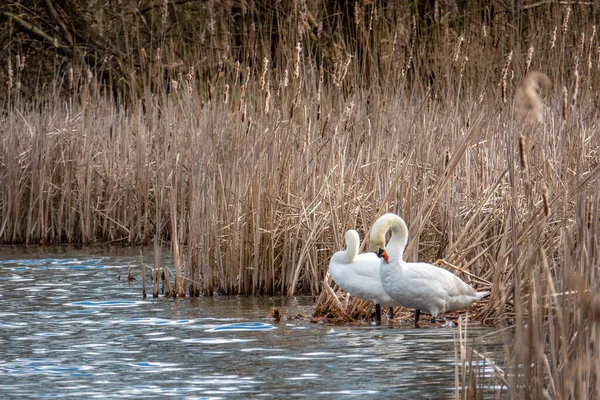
<box><xmin>0</xmin><ymin>247</ymin><xmax>505</xmax><ymax>398</ymax></box>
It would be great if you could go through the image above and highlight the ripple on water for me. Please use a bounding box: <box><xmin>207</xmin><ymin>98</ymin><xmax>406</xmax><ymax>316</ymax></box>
<box><xmin>287</xmin><ymin>373</ymin><xmax>320</xmax><ymax>381</ymax></box>
<box><xmin>263</xmin><ymin>355</ymin><xmax>329</xmax><ymax>361</ymax></box>
<box><xmin>116</xmin><ymin>386</ymin><xmax>209</xmax><ymax>397</ymax></box>
<box><xmin>0</xmin><ymin>321</ymin><xmax>28</xmax><ymax>328</ymax></box>
<box><xmin>205</xmin><ymin>322</ymin><xmax>276</xmax><ymax>332</ymax></box>
<box><xmin>320</xmin><ymin>389</ymin><xmax>380</xmax><ymax>395</ymax></box>
<box><xmin>146</xmin><ymin>336</ymin><xmax>178</xmax><ymax>342</ymax></box>
<box><xmin>1</xmin><ymin>358</ymin><xmax>93</xmax><ymax>377</ymax></box>
<box><xmin>66</xmin><ymin>309</ymin><xmax>99</xmax><ymax>315</ymax></box>
<box><xmin>128</xmin><ymin>361</ymin><xmax>184</xmax><ymax>373</ymax></box>
<box><xmin>239</xmin><ymin>347</ymin><xmax>285</xmax><ymax>353</ymax></box>
<box><xmin>0</xmin><ymin>258</ymin><xmax>103</xmax><ymax>266</ymax></box>
<box><xmin>117</xmin><ymin>317</ymin><xmax>193</xmax><ymax>326</ymax></box>
<box><xmin>190</xmin><ymin>375</ymin><xmax>260</xmax><ymax>386</ymax></box>
<box><xmin>68</xmin><ymin>300</ymin><xmax>146</xmax><ymax>308</ymax></box>
<box><xmin>181</xmin><ymin>337</ymin><xmax>256</xmax><ymax>345</ymax></box>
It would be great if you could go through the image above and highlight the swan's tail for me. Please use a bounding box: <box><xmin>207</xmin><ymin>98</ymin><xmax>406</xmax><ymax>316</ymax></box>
<box><xmin>475</xmin><ymin>291</ymin><xmax>490</xmax><ymax>300</ymax></box>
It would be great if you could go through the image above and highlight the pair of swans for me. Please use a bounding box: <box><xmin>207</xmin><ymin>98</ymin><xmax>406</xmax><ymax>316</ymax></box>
<box><xmin>329</xmin><ymin>213</ymin><xmax>489</xmax><ymax>325</ymax></box>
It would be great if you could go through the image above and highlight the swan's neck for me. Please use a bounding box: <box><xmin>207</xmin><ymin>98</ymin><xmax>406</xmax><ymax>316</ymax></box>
<box><xmin>339</xmin><ymin>247</ymin><xmax>356</xmax><ymax>264</ymax></box>
<box><xmin>339</xmin><ymin>231</ymin><xmax>360</xmax><ymax>264</ymax></box>
<box><xmin>379</xmin><ymin>218</ymin><xmax>408</xmax><ymax>283</ymax></box>
<box><xmin>386</xmin><ymin>223</ymin><xmax>407</xmax><ymax>263</ymax></box>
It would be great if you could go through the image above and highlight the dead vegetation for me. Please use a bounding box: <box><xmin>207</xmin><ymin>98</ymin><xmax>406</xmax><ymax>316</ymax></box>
<box><xmin>1</xmin><ymin>2</ymin><xmax>599</xmax><ymax>398</ymax></box>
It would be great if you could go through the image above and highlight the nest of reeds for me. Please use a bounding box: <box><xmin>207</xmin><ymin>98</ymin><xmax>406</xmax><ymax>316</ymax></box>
<box><xmin>311</xmin><ymin>274</ymin><xmax>385</xmax><ymax>324</ymax></box>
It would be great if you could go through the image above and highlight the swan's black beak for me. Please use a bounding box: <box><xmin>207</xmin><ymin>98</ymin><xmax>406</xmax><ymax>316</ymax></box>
<box><xmin>377</xmin><ymin>247</ymin><xmax>389</xmax><ymax>263</ymax></box>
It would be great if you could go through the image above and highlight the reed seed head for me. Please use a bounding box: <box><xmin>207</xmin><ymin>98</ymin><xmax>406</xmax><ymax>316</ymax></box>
<box><xmin>499</xmin><ymin>51</ymin><xmax>513</xmax><ymax>103</ymax></box>
<box><xmin>459</xmin><ymin>56</ymin><xmax>468</xmax><ymax>81</ymax></box>
<box><xmin>453</xmin><ymin>35</ymin><xmax>464</xmax><ymax>62</ymax></box>
<box><xmin>550</xmin><ymin>26</ymin><xmax>557</xmax><ymax>49</ymax></box>
<box><xmin>304</xmin><ymin>116</ymin><xmax>311</xmax><ymax>153</ymax></box>
<box><xmin>562</xmin><ymin>6</ymin><xmax>571</xmax><ymax>34</ymax></box>
<box><xmin>294</xmin><ymin>41</ymin><xmax>302</xmax><ymax>79</ymax></box>
<box><xmin>283</xmin><ymin>69</ymin><xmax>289</xmax><ymax>89</ymax></box>
<box><xmin>572</xmin><ymin>69</ymin><xmax>580</xmax><ymax>107</ymax></box>
<box><xmin>518</xmin><ymin>135</ymin><xmax>528</xmax><ymax>172</ymax></box>
<box><xmin>515</xmin><ymin>71</ymin><xmax>550</xmax><ymax>123</ymax></box>
<box><xmin>7</xmin><ymin>57</ymin><xmax>13</xmax><ymax>90</ymax></box>
<box><xmin>369</xmin><ymin>5</ymin><xmax>376</xmax><ymax>31</ymax></box>
<box><xmin>260</xmin><ymin>57</ymin><xmax>269</xmax><ymax>90</ymax></box>
<box><xmin>264</xmin><ymin>82</ymin><xmax>270</xmax><ymax>114</ymax></box>
<box><xmin>245</xmin><ymin>117</ymin><xmax>252</xmax><ymax>135</ymax></box>
<box><xmin>16</xmin><ymin>54</ymin><xmax>25</xmax><ymax>71</ymax></box>
<box><xmin>525</xmin><ymin>46</ymin><xmax>534</xmax><ymax>75</ymax></box>
<box><xmin>161</xmin><ymin>0</ymin><xmax>168</xmax><ymax>27</ymax></box>
<box><xmin>542</xmin><ymin>186</ymin><xmax>550</xmax><ymax>216</ymax></box>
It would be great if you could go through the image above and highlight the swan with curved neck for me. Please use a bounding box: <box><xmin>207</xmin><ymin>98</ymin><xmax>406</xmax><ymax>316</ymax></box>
<box><xmin>370</xmin><ymin>213</ymin><xmax>490</xmax><ymax>325</ymax></box>
<box><xmin>329</xmin><ymin>229</ymin><xmax>398</xmax><ymax>322</ymax></box>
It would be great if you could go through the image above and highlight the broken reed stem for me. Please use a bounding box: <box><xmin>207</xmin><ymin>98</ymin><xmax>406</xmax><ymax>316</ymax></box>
<box><xmin>140</xmin><ymin>249</ymin><xmax>147</xmax><ymax>299</ymax></box>
<box><xmin>152</xmin><ymin>236</ymin><xmax>160</xmax><ymax>298</ymax></box>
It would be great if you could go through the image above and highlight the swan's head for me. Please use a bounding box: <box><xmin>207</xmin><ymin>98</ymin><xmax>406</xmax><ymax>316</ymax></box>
<box><xmin>376</xmin><ymin>247</ymin><xmax>389</xmax><ymax>263</ymax></box>
<box><xmin>369</xmin><ymin>213</ymin><xmax>408</xmax><ymax>263</ymax></box>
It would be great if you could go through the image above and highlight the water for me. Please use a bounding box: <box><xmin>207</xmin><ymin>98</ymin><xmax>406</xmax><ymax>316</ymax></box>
<box><xmin>0</xmin><ymin>247</ymin><xmax>505</xmax><ymax>398</ymax></box>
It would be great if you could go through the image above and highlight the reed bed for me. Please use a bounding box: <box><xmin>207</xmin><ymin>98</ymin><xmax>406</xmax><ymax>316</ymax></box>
<box><xmin>1</xmin><ymin>1</ymin><xmax>599</xmax><ymax>397</ymax></box>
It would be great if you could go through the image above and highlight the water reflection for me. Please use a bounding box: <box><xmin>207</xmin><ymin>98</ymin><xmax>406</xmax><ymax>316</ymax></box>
<box><xmin>0</xmin><ymin>248</ymin><xmax>504</xmax><ymax>398</ymax></box>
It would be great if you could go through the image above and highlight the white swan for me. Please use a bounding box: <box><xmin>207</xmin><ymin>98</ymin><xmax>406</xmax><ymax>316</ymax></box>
<box><xmin>329</xmin><ymin>229</ymin><xmax>398</xmax><ymax>322</ymax></box>
<box><xmin>370</xmin><ymin>213</ymin><xmax>490</xmax><ymax>325</ymax></box>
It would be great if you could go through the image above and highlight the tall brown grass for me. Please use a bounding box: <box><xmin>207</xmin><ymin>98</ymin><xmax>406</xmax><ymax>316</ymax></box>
<box><xmin>1</xmin><ymin>2</ymin><xmax>599</xmax><ymax>398</ymax></box>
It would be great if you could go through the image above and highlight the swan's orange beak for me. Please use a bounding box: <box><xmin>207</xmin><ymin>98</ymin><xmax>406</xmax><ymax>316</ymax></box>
<box><xmin>377</xmin><ymin>248</ymin><xmax>389</xmax><ymax>263</ymax></box>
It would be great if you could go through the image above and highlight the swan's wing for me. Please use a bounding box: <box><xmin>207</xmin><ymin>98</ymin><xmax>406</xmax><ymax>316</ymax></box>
<box><xmin>403</xmin><ymin>262</ymin><xmax>476</xmax><ymax>296</ymax></box>
<box><xmin>330</xmin><ymin>252</ymin><xmax>395</xmax><ymax>304</ymax></box>
<box><xmin>341</xmin><ymin>253</ymin><xmax>380</xmax><ymax>280</ymax></box>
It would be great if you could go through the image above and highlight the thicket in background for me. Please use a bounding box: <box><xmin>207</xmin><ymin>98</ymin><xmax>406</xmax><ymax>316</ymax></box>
<box><xmin>1</xmin><ymin>2</ymin><xmax>600</xmax><ymax>396</ymax></box>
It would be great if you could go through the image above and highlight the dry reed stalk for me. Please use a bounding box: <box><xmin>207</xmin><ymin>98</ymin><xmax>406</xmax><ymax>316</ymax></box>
<box><xmin>139</xmin><ymin>249</ymin><xmax>147</xmax><ymax>298</ymax></box>
<box><xmin>127</xmin><ymin>263</ymin><xmax>135</xmax><ymax>286</ymax></box>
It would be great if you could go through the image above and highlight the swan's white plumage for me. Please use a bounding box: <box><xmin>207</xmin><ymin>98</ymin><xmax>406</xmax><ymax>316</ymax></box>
<box><xmin>329</xmin><ymin>230</ymin><xmax>397</xmax><ymax>307</ymax></box>
<box><xmin>370</xmin><ymin>213</ymin><xmax>489</xmax><ymax>319</ymax></box>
